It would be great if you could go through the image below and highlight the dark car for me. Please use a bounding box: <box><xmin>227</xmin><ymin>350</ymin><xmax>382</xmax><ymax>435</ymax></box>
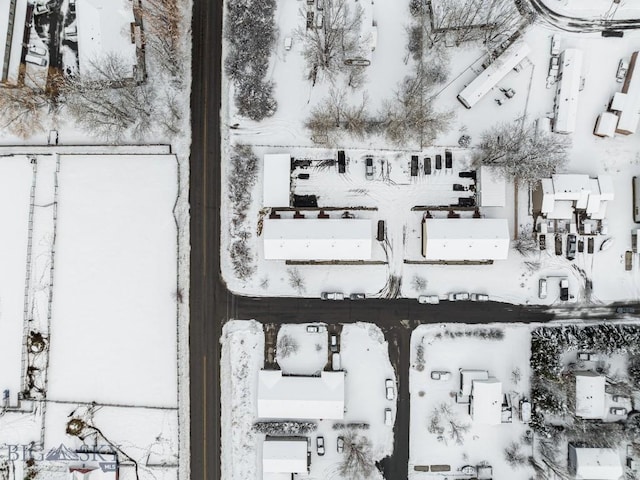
<box><xmin>560</xmin><ymin>279</ymin><xmax>569</xmax><ymax>301</ymax></box>
<box><xmin>377</xmin><ymin>220</ymin><xmax>385</xmax><ymax>241</ymax></box>
<box><xmin>365</xmin><ymin>156</ymin><xmax>374</xmax><ymax>180</ymax></box>
<box><xmin>337</xmin><ymin>150</ymin><xmax>346</xmax><ymax>173</ymax></box>
<box><xmin>411</xmin><ymin>155</ymin><xmax>418</xmax><ymax>176</ymax></box>
<box><xmin>567</xmin><ymin>234</ymin><xmax>577</xmax><ymax>260</ymax></box>
<box><xmin>445</xmin><ymin>150</ymin><xmax>452</xmax><ymax>169</ymax></box>
<box><xmin>424</xmin><ymin>157</ymin><xmax>432</xmax><ymax>175</ymax></box>
<box><xmin>435</xmin><ymin>154</ymin><xmax>442</xmax><ymax>170</ymax></box>
<box><xmin>459</xmin><ymin>171</ymin><xmax>476</xmax><ymax>179</ymax></box>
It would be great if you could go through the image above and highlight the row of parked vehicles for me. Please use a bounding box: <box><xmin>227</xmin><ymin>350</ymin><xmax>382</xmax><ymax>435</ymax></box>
<box><xmin>418</xmin><ymin>293</ymin><xmax>489</xmax><ymax>304</ymax></box>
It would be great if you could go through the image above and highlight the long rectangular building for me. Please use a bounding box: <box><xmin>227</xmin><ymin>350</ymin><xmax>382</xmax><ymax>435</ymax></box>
<box><xmin>263</xmin><ymin>218</ymin><xmax>372</xmax><ymax>261</ymax></box>
<box><xmin>553</xmin><ymin>49</ymin><xmax>583</xmax><ymax>134</ymax></box>
<box><xmin>457</xmin><ymin>42</ymin><xmax>531</xmax><ymax>109</ymax></box>
<box><xmin>1</xmin><ymin>0</ymin><xmax>28</xmax><ymax>85</ymax></box>
<box><xmin>615</xmin><ymin>51</ymin><xmax>640</xmax><ymax>135</ymax></box>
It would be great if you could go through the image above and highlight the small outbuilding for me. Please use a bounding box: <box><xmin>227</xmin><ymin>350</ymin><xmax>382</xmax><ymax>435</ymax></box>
<box><xmin>477</xmin><ymin>166</ymin><xmax>506</xmax><ymax>207</ymax></box>
<box><xmin>568</xmin><ymin>446</ymin><xmax>623</xmax><ymax>480</ymax></box>
<box><xmin>421</xmin><ymin>219</ymin><xmax>510</xmax><ymax>261</ymax></box>
<box><xmin>575</xmin><ymin>371</ymin><xmax>606</xmax><ymax>419</ymax></box>
<box><xmin>263</xmin><ymin>154</ymin><xmax>292</xmax><ymax>208</ymax></box>
<box><xmin>262</xmin><ymin>439</ymin><xmax>308</xmax><ymax>479</ymax></box>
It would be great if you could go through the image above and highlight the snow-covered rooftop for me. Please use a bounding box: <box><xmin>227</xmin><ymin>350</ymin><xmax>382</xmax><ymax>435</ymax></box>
<box><xmin>471</xmin><ymin>378</ymin><xmax>502</xmax><ymax>425</ymax></box>
<box><xmin>616</xmin><ymin>51</ymin><xmax>640</xmax><ymax>135</ymax></box>
<box><xmin>263</xmin><ymin>219</ymin><xmax>373</xmax><ymax>261</ymax></box>
<box><xmin>537</xmin><ymin>174</ymin><xmax>614</xmax><ymax>220</ymax></box>
<box><xmin>421</xmin><ymin>219</ymin><xmax>510</xmax><ymax>261</ymax></box>
<box><xmin>553</xmin><ymin>49</ymin><xmax>583</xmax><ymax>134</ymax></box>
<box><xmin>575</xmin><ymin>372</ymin><xmax>605</xmax><ymax>419</ymax></box>
<box><xmin>76</xmin><ymin>0</ymin><xmax>137</xmax><ymax>76</ymax></box>
<box><xmin>570</xmin><ymin>446</ymin><xmax>623</xmax><ymax>480</ymax></box>
<box><xmin>0</xmin><ymin>0</ymin><xmax>27</xmax><ymax>84</ymax></box>
<box><xmin>477</xmin><ymin>166</ymin><xmax>506</xmax><ymax>207</ymax></box>
<box><xmin>594</xmin><ymin>112</ymin><xmax>618</xmax><ymax>138</ymax></box>
<box><xmin>257</xmin><ymin>370</ymin><xmax>345</xmax><ymax>420</ymax></box>
<box><xmin>262</xmin><ymin>439</ymin><xmax>308</xmax><ymax>475</ymax></box>
<box><xmin>460</xmin><ymin>369</ymin><xmax>488</xmax><ymax>396</ymax></box>
<box><xmin>263</xmin><ymin>154</ymin><xmax>291</xmax><ymax>208</ymax></box>
<box><xmin>458</xmin><ymin>42</ymin><xmax>531</xmax><ymax>109</ymax></box>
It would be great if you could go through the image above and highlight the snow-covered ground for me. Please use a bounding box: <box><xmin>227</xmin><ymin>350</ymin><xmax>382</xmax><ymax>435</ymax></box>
<box><xmin>220</xmin><ymin>320</ymin><xmax>395</xmax><ymax>480</ymax></box>
<box><xmin>409</xmin><ymin>324</ymin><xmax>534</xmax><ymax>480</ymax></box>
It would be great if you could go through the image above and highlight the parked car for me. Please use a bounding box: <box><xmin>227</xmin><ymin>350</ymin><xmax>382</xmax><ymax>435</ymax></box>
<box><xmin>520</xmin><ymin>399</ymin><xmax>531</xmax><ymax>423</ymax></box>
<box><xmin>435</xmin><ymin>154</ymin><xmax>442</xmax><ymax>170</ymax></box>
<box><xmin>330</xmin><ymin>334</ymin><xmax>338</xmax><ymax>352</ymax></box>
<box><xmin>560</xmin><ymin>279</ymin><xmax>569</xmax><ymax>301</ymax></box>
<box><xmin>331</xmin><ymin>352</ymin><xmax>341</xmax><ymax>370</ymax></box>
<box><xmin>448</xmin><ymin>292</ymin><xmax>469</xmax><ymax>301</ymax></box>
<box><xmin>306</xmin><ymin>325</ymin><xmax>319</xmax><ymax>333</ymax></box>
<box><xmin>610</xmin><ymin>407</ymin><xmax>627</xmax><ymax>416</ymax></box>
<box><xmin>384</xmin><ymin>408</ymin><xmax>393</xmax><ymax>426</ymax></box>
<box><xmin>418</xmin><ymin>295</ymin><xmax>439</xmax><ymax>304</ymax></box>
<box><xmin>616</xmin><ymin>306</ymin><xmax>636</xmax><ymax>314</ymax></box>
<box><xmin>424</xmin><ymin>157</ymin><xmax>432</xmax><ymax>175</ymax></box>
<box><xmin>430</xmin><ymin>371</ymin><xmax>451</xmax><ymax>381</ymax></box>
<box><xmin>28</xmin><ymin>45</ymin><xmax>47</xmax><ymax>56</ymax></box>
<box><xmin>365</xmin><ymin>156</ymin><xmax>374</xmax><ymax>180</ymax></box>
<box><xmin>337</xmin><ymin>436</ymin><xmax>344</xmax><ymax>453</ymax></box>
<box><xmin>284</xmin><ymin>37</ymin><xmax>292</xmax><ymax>51</ymax></box>
<box><xmin>316</xmin><ymin>436</ymin><xmax>325</xmax><ymax>456</ymax></box>
<box><xmin>34</xmin><ymin>3</ymin><xmax>52</xmax><ymax>15</ymax></box>
<box><xmin>350</xmin><ymin>293</ymin><xmax>366</xmax><ymax>300</ymax></box>
<box><xmin>567</xmin><ymin>234</ymin><xmax>577</xmax><ymax>260</ymax></box>
<box><xmin>385</xmin><ymin>379</ymin><xmax>395</xmax><ymax>400</ymax></box>
<box><xmin>617</xmin><ymin>59</ymin><xmax>629</xmax><ymax>83</ymax></box>
<box><xmin>539</xmin><ymin>278</ymin><xmax>548</xmax><ymax>299</ymax></box>
<box><xmin>321</xmin><ymin>292</ymin><xmax>344</xmax><ymax>300</ymax></box>
<box><xmin>470</xmin><ymin>293</ymin><xmax>489</xmax><ymax>302</ymax></box>
<box><xmin>550</xmin><ymin>34</ymin><xmax>560</xmax><ymax>56</ymax></box>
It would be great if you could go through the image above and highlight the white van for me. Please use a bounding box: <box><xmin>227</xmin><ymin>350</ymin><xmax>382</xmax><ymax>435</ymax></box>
<box><xmin>25</xmin><ymin>54</ymin><xmax>47</xmax><ymax>67</ymax></box>
<box><xmin>331</xmin><ymin>353</ymin><xmax>341</xmax><ymax>371</ymax></box>
<box><xmin>315</xmin><ymin>12</ymin><xmax>323</xmax><ymax>29</ymax></box>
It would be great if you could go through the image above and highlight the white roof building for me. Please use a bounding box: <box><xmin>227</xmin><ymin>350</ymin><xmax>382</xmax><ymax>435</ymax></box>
<box><xmin>460</xmin><ymin>369</ymin><xmax>489</xmax><ymax>396</ymax></box>
<box><xmin>257</xmin><ymin>370</ymin><xmax>345</xmax><ymax>420</ymax></box>
<box><xmin>262</xmin><ymin>439</ymin><xmax>308</xmax><ymax>478</ymax></box>
<box><xmin>263</xmin><ymin>154</ymin><xmax>291</xmax><ymax>208</ymax></box>
<box><xmin>553</xmin><ymin>49</ymin><xmax>583</xmax><ymax>134</ymax></box>
<box><xmin>616</xmin><ymin>51</ymin><xmax>640</xmax><ymax>135</ymax></box>
<box><xmin>477</xmin><ymin>166</ymin><xmax>506</xmax><ymax>207</ymax></box>
<box><xmin>263</xmin><ymin>219</ymin><xmax>372</xmax><ymax>261</ymax></box>
<box><xmin>76</xmin><ymin>0</ymin><xmax>137</xmax><ymax>77</ymax></box>
<box><xmin>575</xmin><ymin>372</ymin><xmax>606</xmax><ymax>419</ymax></box>
<box><xmin>458</xmin><ymin>42</ymin><xmax>531</xmax><ymax>109</ymax></box>
<box><xmin>421</xmin><ymin>219</ymin><xmax>510</xmax><ymax>261</ymax></box>
<box><xmin>594</xmin><ymin>112</ymin><xmax>618</xmax><ymax>137</ymax></box>
<box><xmin>569</xmin><ymin>446</ymin><xmax>623</xmax><ymax>480</ymax></box>
<box><xmin>470</xmin><ymin>378</ymin><xmax>502</xmax><ymax>425</ymax></box>
<box><xmin>0</xmin><ymin>0</ymin><xmax>28</xmax><ymax>85</ymax></box>
<box><xmin>536</xmin><ymin>174</ymin><xmax>614</xmax><ymax>220</ymax></box>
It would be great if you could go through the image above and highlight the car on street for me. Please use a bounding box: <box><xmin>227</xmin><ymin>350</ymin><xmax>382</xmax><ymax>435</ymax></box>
<box><xmin>316</xmin><ymin>436</ymin><xmax>325</xmax><ymax>455</ymax></box>
<box><xmin>365</xmin><ymin>156</ymin><xmax>374</xmax><ymax>180</ymax></box>
<box><xmin>430</xmin><ymin>370</ymin><xmax>451</xmax><ymax>381</ymax></box>
<box><xmin>560</xmin><ymin>279</ymin><xmax>569</xmax><ymax>301</ymax></box>
<box><xmin>330</xmin><ymin>334</ymin><xmax>338</xmax><ymax>352</ymax></box>
<box><xmin>321</xmin><ymin>292</ymin><xmax>344</xmax><ymax>300</ymax></box>
<box><xmin>539</xmin><ymin>278</ymin><xmax>547</xmax><ymax>299</ymax></box>
<box><xmin>617</xmin><ymin>59</ymin><xmax>629</xmax><ymax>83</ymax></box>
<box><xmin>448</xmin><ymin>292</ymin><xmax>469</xmax><ymax>301</ymax></box>
<box><xmin>384</xmin><ymin>408</ymin><xmax>393</xmax><ymax>426</ymax></box>
<box><xmin>350</xmin><ymin>293</ymin><xmax>366</xmax><ymax>300</ymax></box>
<box><xmin>385</xmin><ymin>379</ymin><xmax>395</xmax><ymax>400</ymax></box>
<box><xmin>610</xmin><ymin>407</ymin><xmax>627</xmax><ymax>416</ymax></box>
<box><xmin>418</xmin><ymin>295</ymin><xmax>439</xmax><ymax>304</ymax></box>
<box><xmin>284</xmin><ymin>37</ymin><xmax>292</xmax><ymax>50</ymax></box>
<box><xmin>470</xmin><ymin>293</ymin><xmax>489</xmax><ymax>302</ymax></box>
<box><xmin>337</xmin><ymin>436</ymin><xmax>344</xmax><ymax>453</ymax></box>
<box><xmin>567</xmin><ymin>234</ymin><xmax>577</xmax><ymax>260</ymax></box>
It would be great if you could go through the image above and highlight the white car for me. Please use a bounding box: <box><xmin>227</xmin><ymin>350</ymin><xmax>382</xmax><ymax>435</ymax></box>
<box><xmin>316</xmin><ymin>436</ymin><xmax>325</xmax><ymax>456</ymax></box>
<box><xmin>284</xmin><ymin>37</ymin><xmax>292</xmax><ymax>51</ymax></box>
<box><xmin>384</xmin><ymin>408</ymin><xmax>393</xmax><ymax>426</ymax></box>
<box><xmin>550</xmin><ymin>34</ymin><xmax>560</xmax><ymax>56</ymax></box>
<box><xmin>28</xmin><ymin>45</ymin><xmax>47</xmax><ymax>56</ymax></box>
<box><xmin>617</xmin><ymin>59</ymin><xmax>629</xmax><ymax>83</ymax></box>
<box><xmin>321</xmin><ymin>292</ymin><xmax>344</xmax><ymax>300</ymax></box>
<box><xmin>430</xmin><ymin>371</ymin><xmax>451</xmax><ymax>381</ymax></box>
<box><xmin>306</xmin><ymin>325</ymin><xmax>319</xmax><ymax>333</ymax></box>
<box><xmin>385</xmin><ymin>379</ymin><xmax>395</xmax><ymax>400</ymax></box>
<box><xmin>539</xmin><ymin>278</ymin><xmax>548</xmax><ymax>299</ymax></box>
<box><xmin>448</xmin><ymin>292</ymin><xmax>469</xmax><ymax>301</ymax></box>
<box><xmin>418</xmin><ymin>295</ymin><xmax>439</xmax><ymax>304</ymax></box>
<box><xmin>470</xmin><ymin>293</ymin><xmax>489</xmax><ymax>302</ymax></box>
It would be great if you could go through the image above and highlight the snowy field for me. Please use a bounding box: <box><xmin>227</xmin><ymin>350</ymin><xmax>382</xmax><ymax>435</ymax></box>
<box><xmin>409</xmin><ymin>324</ymin><xmax>534</xmax><ymax>480</ymax></box>
<box><xmin>220</xmin><ymin>320</ymin><xmax>395</xmax><ymax>480</ymax></box>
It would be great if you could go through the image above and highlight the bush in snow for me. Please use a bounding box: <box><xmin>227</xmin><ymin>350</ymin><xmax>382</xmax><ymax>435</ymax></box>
<box><xmin>428</xmin><ymin>403</ymin><xmax>470</xmax><ymax>446</ymax></box>
<box><xmin>474</xmin><ymin>120</ymin><xmax>570</xmax><ymax>186</ymax></box>
<box><xmin>252</xmin><ymin>421</ymin><xmax>317</xmax><ymax>435</ymax></box>
<box><xmin>458</xmin><ymin>134</ymin><xmax>471</xmax><ymax>148</ymax></box>
<box><xmin>0</xmin><ymin>71</ymin><xmax>54</xmax><ymax>138</ymax></box>
<box><xmin>628</xmin><ymin>355</ymin><xmax>640</xmax><ymax>389</ymax></box>
<box><xmin>338</xmin><ymin>432</ymin><xmax>375</xmax><ymax>480</ymax></box>
<box><xmin>287</xmin><ymin>268</ymin><xmax>306</xmax><ymax>294</ymax></box>
<box><xmin>504</xmin><ymin>441</ymin><xmax>527</xmax><ymax>467</ymax></box>
<box><xmin>277</xmin><ymin>335</ymin><xmax>299</xmax><ymax>359</ymax></box>
<box><xmin>411</xmin><ymin>275</ymin><xmax>427</xmax><ymax>292</ymax></box>
<box><xmin>513</xmin><ymin>227</ymin><xmax>538</xmax><ymax>256</ymax></box>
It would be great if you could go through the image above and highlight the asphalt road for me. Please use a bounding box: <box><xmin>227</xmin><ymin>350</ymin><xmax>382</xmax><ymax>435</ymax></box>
<box><xmin>527</xmin><ymin>0</ymin><xmax>640</xmax><ymax>31</ymax></box>
<box><xmin>188</xmin><ymin>0</ymin><xmax>639</xmax><ymax>477</ymax></box>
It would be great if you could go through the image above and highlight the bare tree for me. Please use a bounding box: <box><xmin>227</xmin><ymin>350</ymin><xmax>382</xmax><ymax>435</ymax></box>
<box><xmin>287</xmin><ymin>268</ymin><xmax>306</xmax><ymax>294</ymax></box>
<box><xmin>277</xmin><ymin>335</ymin><xmax>299</xmax><ymax>358</ymax></box>
<box><xmin>136</xmin><ymin>0</ymin><xmax>183</xmax><ymax>78</ymax></box>
<box><xmin>62</xmin><ymin>54</ymin><xmax>155</xmax><ymax>141</ymax></box>
<box><xmin>504</xmin><ymin>441</ymin><xmax>527</xmax><ymax>467</ymax></box>
<box><xmin>473</xmin><ymin>120</ymin><xmax>570</xmax><ymax>186</ymax></box>
<box><xmin>297</xmin><ymin>0</ymin><xmax>366</xmax><ymax>78</ymax></box>
<box><xmin>513</xmin><ymin>227</ymin><xmax>538</xmax><ymax>256</ymax></box>
<box><xmin>0</xmin><ymin>72</ymin><xmax>54</xmax><ymax>138</ymax></box>
<box><xmin>338</xmin><ymin>432</ymin><xmax>375</xmax><ymax>479</ymax></box>
<box><xmin>428</xmin><ymin>403</ymin><xmax>470</xmax><ymax>445</ymax></box>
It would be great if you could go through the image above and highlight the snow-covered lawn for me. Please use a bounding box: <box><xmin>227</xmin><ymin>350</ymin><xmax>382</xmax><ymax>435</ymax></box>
<box><xmin>409</xmin><ymin>324</ymin><xmax>534</xmax><ymax>480</ymax></box>
<box><xmin>276</xmin><ymin>324</ymin><xmax>328</xmax><ymax>375</ymax></box>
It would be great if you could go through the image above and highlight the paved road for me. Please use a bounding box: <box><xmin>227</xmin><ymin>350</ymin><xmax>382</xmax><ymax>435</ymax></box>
<box><xmin>527</xmin><ymin>0</ymin><xmax>640</xmax><ymax>31</ymax></box>
<box><xmin>187</xmin><ymin>0</ymin><xmax>639</xmax><ymax>478</ymax></box>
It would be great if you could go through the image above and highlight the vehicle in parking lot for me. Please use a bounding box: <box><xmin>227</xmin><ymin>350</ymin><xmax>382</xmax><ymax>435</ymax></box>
<box><xmin>430</xmin><ymin>371</ymin><xmax>451</xmax><ymax>381</ymax></box>
<box><xmin>470</xmin><ymin>293</ymin><xmax>489</xmax><ymax>302</ymax></box>
<box><xmin>567</xmin><ymin>234</ymin><xmax>577</xmax><ymax>260</ymax></box>
<box><xmin>331</xmin><ymin>352</ymin><xmax>341</xmax><ymax>370</ymax></box>
<box><xmin>321</xmin><ymin>292</ymin><xmax>344</xmax><ymax>300</ymax></box>
<box><xmin>610</xmin><ymin>407</ymin><xmax>627</xmax><ymax>416</ymax></box>
<box><xmin>435</xmin><ymin>154</ymin><xmax>442</xmax><ymax>170</ymax></box>
<box><xmin>418</xmin><ymin>295</ymin><xmax>439</xmax><ymax>304</ymax></box>
<box><xmin>385</xmin><ymin>379</ymin><xmax>395</xmax><ymax>400</ymax></box>
<box><xmin>377</xmin><ymin>220</ymin><xmax>385</xmax><ymax>241</ymax></box>
<box><xmin>616</xmin><ymin>306</ymin><xmax>635</xmax><ymax>314</ymax></box>
<box><xmin>617</xmin><ymin>59</ymin><xmax>629</xmax><ymax>82</ymax></box>
<box><xmin>28</xmin><ymin>45</ymin><xmax>47</xmax><ymax>56</ymax></box>
<box><xmin>350</xmin><ymin>293</ymin><xmax>366</xmax><ymax>300</ymax></box>
<box><xmin>384</xmin><ymin>408</ymin><xmax>393</xmax><ymax>426</ymax></box>
<box><xmin>560</xmin><ymin>279</ymin><xmax>569</xmax><ymax>301</ymax></box>
<box><xmin>424</xmin><ymin>157</ymin><xmax>431</xmax><ymax>174</ymax></box>
<box><xmin>330</xmin><ymin>334</ymin><xmax>338</xmax><ymax>352</ymax></box>
<box><xmin>448</xmin><ymin>292</ymin><xmax>469</xmax><ymax>301</ymax></box>
<box><xmin>365</xmin><ymin>157</ymin><xmax>374</xmax><ymax>180</ymax></box>
<box><xmin>316</xmin><ymin>436</ymin><xmax>325</xmax><ymax>455</ymax></box>
<box><xmin>539</xmin><ymin>278</ymin><xmax>547</xmax><ymax>299</ymax></box>
<box><xmin>337</xmin><ymin>436</ymin><xmax>344</xmax><ymax>453</ymax></box>
<box><xmin>306</xmin><ymin>325</ymin><xmax>319</xmax><ymax>333</ymax></box>
<box><xmin>445</xmin><ymin>150</ymin><xmax>452</xmax><ymax>168</ymax></box>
